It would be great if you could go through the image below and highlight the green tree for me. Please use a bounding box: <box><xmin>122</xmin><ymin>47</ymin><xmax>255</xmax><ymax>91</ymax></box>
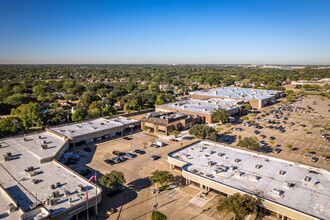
<box><xmin>237</xmin><ymin>136</ymin><xmax>261</xmax><ymax>151</ymax></box>
<box><xmin>155</xmin><ymin>95</ymin><xmax>165</xmax><ymax>106</ymax></box>
<box><xmin>217</xmin><ymin>193</ymin><xmax>258</xmax><ymax>220</ymax></box>
<box><xmin>189</xmin><ymin>124</ymin><xmax>218</xmax><ymax>140</ymax></box>
<box><xmin>212</xmin><ymin>108</ymin><xmax>229</xmax><ymax>123</ymax></box>
<box><xmin>80</xmin><ymin>91</ymin><xmax>98</xmax><ymax>107</ymax></box>
<box><xmin>32</xmin><ymin>85</ymin><xmax>47</xmax><ymax>95</ymax></box>
<box><xmin>169</xmin><ymin>130</ymin><xmax>180</xmax><ymax>141</ymax></box>
<box><xmin>71</xmin><ymin>108</ymin><xmax>85</xmax><ymax>122</ymax></box>
<box><xmin>286</xmin><ymin>144</ymin><xmax>293</xmax><ymax>151</ymax></box>
<box><xmin>0</xmin><ymin>117</ymin><xmax>20</xmax><ymax>137</ymax></box>
<box><xmin>12</xmin><ymin>102</ymin><xmax>42</xmax><ymax>129</ymax></box>
<box><xmin>149</xmin><ymin>170</ymin><xmax>174</xmax><ymax>187</ymax></box>
<box><xmin>44</xmin><ymin>107</ymin><xmax>67</xmax><ymax>125</ymax></box>
<box><xmin>103</xmin><ymin>106</ymin><xmax>116</xmax><ymax>116</ymax></box>
<box><xmin>5</xmin><ymin>93</ymin><xmax>32</xmax><ymax>107</ymax></box>
<box><xmin>99</xmin><ymin>170</ymin><xmax>126</xmax><ymax>190</ymax></box>
<box><xmin>243</xmin><ymin>103</ymin><xmax>252</xmax><ymax>111</ymax></box>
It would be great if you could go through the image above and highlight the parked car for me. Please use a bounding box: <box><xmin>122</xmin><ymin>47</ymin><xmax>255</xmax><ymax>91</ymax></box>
<box><xmin>125</xmin><ymin>153</ymin><xmax>136</xmax><ymax>158</ymax></box>
<box><xmin>112</xmin><ymin>157</ymin><xmax>121</xmax><ymax>163</ymax></box>
<box><xmin>254</xmin><ymin>130</ymin><xmax>260</xmax><ymax>135</ymax></box>
<box><xmin>118</xmin><ymin>156</ymin><xmax>126</xmax><ymax>162</ymax></box>
<box><xmin>105</xmin><ymin>159</ymin><xmax>115</xmax><ymax>165</ymax></box>
<box><xmin>311</xmin><ymin>157</ymin><xmax>318</xmax><ymax>162</ymax></box>
<box><xmin>260</xmin><ymin>134</ymin><xmax>266</xmax><ymax>139</ymax></box>
<box><xmin>69</xmin><ymin>154</ymin><xmax>80</xmax><ymax>161</ymax></box>
<box><xmin>270</xmin><ymin>136</ymin><xmax>275</xmax><ymax>140</ymax></box>
<box><xmin>151</xmin><ymin>155</ymin><xmax>160</xmax><ymax>160</ymax></box>
<box><xmin>273</xmin><ymin>148</ymin><xmax>282</xmax><ymax>154</ymax></box>
<box><xmin>83</xmin><ymin>147</ymin><xmax>91</xmax><ymax>152</ymax></box>
<box><xmin>232</xmin><ymin>127</ymin><xmax>243</xmax><ymax>131</ymax></box>
<box><xmin>134</xmin><ymin>149</ymin><xmax>145</xmax><ymax>154</ymax></box>
<box><xmin>66</xmin><ymin>160</ymin><xmax>77</xmax><ymax>165</ymax></box>
<box><xmin>79</xmin><ymin>169</ymin><xmax>91</xmax><ymax>176</ymax></box>
<box><xmin>123</xmin><ymin>137</ymin><xmax>131</xmax><ymax>140</ymax></box>
<box><xmin>321</xmin><ymin>154</ymin><xmax>330</xmax><ymax>161</ymax></box>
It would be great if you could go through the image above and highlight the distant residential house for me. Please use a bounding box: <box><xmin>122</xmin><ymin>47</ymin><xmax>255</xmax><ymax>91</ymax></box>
<box><xmin>56</xmin><ymin>100</ymin><xmax>73</xmax><ymax>108</ymax></box>
<box><xmin>113</xmin><ymin>100</ymin><xmax>126</xmax><ymax>111</ymax></box>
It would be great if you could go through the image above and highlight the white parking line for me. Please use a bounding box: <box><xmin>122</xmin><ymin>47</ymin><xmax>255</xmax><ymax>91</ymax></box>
<box><xmin>324</xmin><ymin>146</ymin><xmax>328</xmax><ymax>152</ymax></box>
<box><xmin>300</xmin><ymin>141</ymin><xmax>305</xmax><ymax>147</ymax></box>
<box><xmin>296</xmin><ymin>151</ymin><xmax>302</xmax><ymax>159</ymax></box>
<box><xmin>311</xmin><ymin>143</ymin><xmax>316</xmax><ymax>149</ymax></box>
<box><xmin>290</xmin><ymin>152</ymin><xmax>295</xmax><ymax>158</ymax></box>
<box><xmin>317</xmin><ymin>144</ymin><xmax>322</xmax><ymax>150</ymax></box>
<box><xmin>216</xmin><ymin>211</ymin><xmax>226</xmax><ymax>220</ymax></box>
<box><xmin>209</xmin><ymin>208</ymin><xmax>217</xmax><ymax>216</ymax></box>
<box><xmin>306</xmin><ymin>142</ymin><xmax>311</xmax><ymax>147</ymax></box>
<box><xmin>289</xmin><ymin>139</ymin><xmax>294</xmax><ymax>144</ymax></box>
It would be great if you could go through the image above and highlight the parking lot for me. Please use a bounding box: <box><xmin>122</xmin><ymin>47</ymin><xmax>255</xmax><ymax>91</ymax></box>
<box><xmin>64</xmin><ymin>131</ymin><xmax>241</xmax><ymax>220</ymax></box>
<box><xmin>221</xmin><ymin>94</ymin><xmax>330</xmax><ymax>171</ymax></box>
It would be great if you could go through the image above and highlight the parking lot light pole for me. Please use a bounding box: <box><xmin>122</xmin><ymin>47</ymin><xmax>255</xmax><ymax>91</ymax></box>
<box><xmin>129</xmin><ymin>125</ymin><xmax>134</xmax><ymax>153</ymax></box>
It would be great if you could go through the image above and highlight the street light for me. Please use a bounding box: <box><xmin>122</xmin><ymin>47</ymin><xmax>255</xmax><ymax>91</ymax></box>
<box><xmin>129</xmin><ymin>125</ymin><xmax>134</xmax><ymax>153</ymax></box>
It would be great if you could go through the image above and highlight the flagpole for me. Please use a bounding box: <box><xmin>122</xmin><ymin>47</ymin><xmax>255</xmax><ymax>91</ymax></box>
<box><xmin>86</xmin><ymin>188</ymin><xmax>89</xmax><ymax>220</ymax></box>
<box><xmin>95</xmin><ymin>171</ymin><xmax>98</xmax><ymax>218</ymax></box>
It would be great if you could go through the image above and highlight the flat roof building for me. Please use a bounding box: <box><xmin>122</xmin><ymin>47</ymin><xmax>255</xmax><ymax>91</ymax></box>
<box><xmin>192</xmin><ymin>87</ymin><xmax>285</xmax><ymax>108</ymax></box>
<box><xmin>168</xmin><ymin>141</ymin><xmax>330</xmax><ymax>220</ymax></box>
<box><xmin>141</xmin><ymin>112</ymin><xmax>203</xmax><ymax>135</ymax></box>
<box><xmin>0</xmin><ymin>131</ymin><xmax>101</xmax><ymax>220</ymax></box>
<box><xmin>47</xmin><ymin>117</ymin><xmax>140</xmax><ymax>146</ymax></box>
<box><xmin>156</xmin><ymin>98</ymin><xmax>244</xmax><ymax>123</ymax></box>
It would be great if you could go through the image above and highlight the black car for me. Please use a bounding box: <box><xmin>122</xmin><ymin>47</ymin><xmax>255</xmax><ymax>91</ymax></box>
<box><xmin>78</xmin><ymin>169</ymin><xmax>91</xmax><ymax>176</ymax></box>
<box><xmin>273</xmin><ymin>148</ymin><xmax>282</xmax><ymax>154</ymax></box>
<box><xmin>123</xmin><ymin>137</ymin><xmax>131</xmax><ymax>140</ymax></box>
<box><xmin>270</xmin><ymin>136</ymin><xmax>275</xmax><ymax>140</ymax></box>
<box><xmin>134</xmin><ymin>149</ymin><xmax>145</xmax><ymax>154</ymax></box>
<box><xmin>151</xmin><ymin>155</ymin><xmax>160</xmax><ymax>160</ymax></box>
<box><xmin>254</xmin><ymin>130</ymin><xmax>260</xmax><ymax>135</ymax></box>
<box><xmin>83</xmin><ymin>147</ymin><xmax>91</xmax><ymax>152</ymax></box>
<box><xmin>311</xmin><ymin>157</ymin><xmax>318</xmax><ymax>162</ymax></box>
<box><xmin>105</xmin><ymin>159</ymin><xmax>115</xmax><ymax>165</ymax></box>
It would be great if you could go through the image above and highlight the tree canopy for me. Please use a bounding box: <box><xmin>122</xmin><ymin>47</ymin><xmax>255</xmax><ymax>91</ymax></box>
<box><xmin>99</xmin><ymin>170</ymin><xmax>126</xmax><ymax>190</ymax></box>
<box><xmin>149</xmin><ymin>170</ymin><xmax>174</xmax><ymax>187</ymax></box>
<box><xmin>212</xmin><ymin>108</ymin><xmax>230</xmax><ymax>123</ymax></box>
<box><xmin>189</xmin><ymin>124</ymin><xmax>218</xmax><ymax>140</ymax></box>
<box><xmin>217</xmin><ymin>193</ymin><xmax>258</xmax><ymax>220</ymax></box>
<box><xmin>237</xmin><ymin>136</ymin><xmax>261</xmax><ymax>151</ymax></box>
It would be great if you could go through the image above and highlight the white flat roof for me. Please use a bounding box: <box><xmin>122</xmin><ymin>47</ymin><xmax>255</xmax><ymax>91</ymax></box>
<box><xmin>170</xmin><ymin>141</ymin><xmax>330</xmax><ymax>219</ymax></box>
<box><xmin>109</xmin><ymin>116</ymin><xmax>139</xmax><ymax>126</ymax></box>
<box><xmin>0</xmin><ymin>133</ymin><xmax>99</xmax><ymax>217</ymax></box>
<box><xmin>48</xmin><ymin>118</ymin><xmax>124</xmax><ymax>138</ymax></box>
<box><xmin>193</xmin><ymin>87</ymin><xmax>281</xmax><ymax>100</ymax></box>
<box><xmin>0</xmin><ymin>188</ymin><xmax>22</xmax><ymax>220</ymax></box>
<box><xmin>1</xmin><ymin>132</ymin><xmax>66</xmax><ymax>161</ymax></box>
<box><xmin>158</xmin><ymin>98</ymin><xmax>242</xmax><ymax>115</ymax></box>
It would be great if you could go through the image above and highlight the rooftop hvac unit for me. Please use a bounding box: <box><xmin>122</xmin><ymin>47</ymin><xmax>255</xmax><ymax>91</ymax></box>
<box><xmin>6</xmin><ymin>152</ymin><xmax>11</xmax><ymax>157</ymax></box>
<box><xmin>29</xmin><ymin>171</ymin><xmax>37</xmax><ymax>177</ymax></box>
<box><xmin>285</xmin><ymin>182</ymin><xmax>294</xmax><ymax>188</ymax></box>
<box><xmin>50</xmin><ymin>184</ymin><xmax>56</xmax><ymax>190</ymax></box>
<box><xmin>52</xmin><ymin>191</ymin><xmax>60</xmax><ymax>198</ymax></box>
<box><xmin>2</xmin><ymin>155</ymin><xmax>11</xmax><ymax>161</ymax></box>
<box><xmin>31</xmin><ymin>179</ymin><xmax>39</xmax><ymax>184</ymax></box>
<box><xmin>229</xmin><ymin>166</ymin><xmax>236</xmax><ymax>171</ymax></box>
<box><xmin>64</xmin><ymin>190</ymin><xmax>70</xmax><ymax>197</ymax></box>
<box><xmin>304</xmin><ymin>176</ymin><xmax>311</xmax><ymax>182</ymax></box>
<box><xmin>100</xmin><ymin>123</ymin><xmax>104</xmax><ymax>125</ymax></box>
<box><xmin>255</xmin><ymin>164</ymin><xmax>262</xmax><ymax>169</ymax></box>
<box><xmin>218</xmin><ymin>153</ymin><xmax>225</xmax><ymax>157</ymax></box>
<box><xmin>56</xmin><ymin>182</ymin><xmax>61</xmax><ymax>187</ymax></box>
<box><xmin>38</xmin><ymin>135</ymin><xmax>42</xmax><ymax>139</ymax></box>
<box><xmin>234</xmin><ymin>158</ymin><xmax>241</xmax><ymax>163</ymax></box>
<box><xmin>43</xmin><ymin>140</ymin><xmax>47</xmax><ymax>144</ymax></box>
<box><xmin>41</xmin><ymin>144</ymin><xmax>48</xmax><ymax>150</ymax></box>
<box><xmin>272</xmin><ymin>189</ymin><xmax>282</xmax><ymax>196</ymax></box>
<box><xmin>279</xmin><ymin>170</ymin><xmax>285</xmax><ymax>175</ymax></box>
<box><xmin>208</xmin><ymin>161</ymin><xmax>214</xmax><ymax>167</ymax></box>
<box><xmin>237</xmin><ymin>171</ymin><xmax>244</xmax><ymax>176</ymax></box>
<box><xmin>25</xmin><ymin>166</ymin><xmax>34</xmax><ymax>172</ymax></box>
<box><xmin>203</xmin><ymin>108</ymin><xmax>207</xmax><ymax>112</ymax></box>
<box><xmin>76</xmin><ymin>184</ymin><xmax>85</xmax><ymax>193</ymax></box>
<box><xmin>23</xmin><ymin>137</ymin><xmax>27</xmax><ymax>141</ymax></box>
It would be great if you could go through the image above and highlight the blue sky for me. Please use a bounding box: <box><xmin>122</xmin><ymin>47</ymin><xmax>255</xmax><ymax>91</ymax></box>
<box><xmin>0</xmin><ymin>0</ymin><xmax>329</xmax><ymax>64</ymax></box>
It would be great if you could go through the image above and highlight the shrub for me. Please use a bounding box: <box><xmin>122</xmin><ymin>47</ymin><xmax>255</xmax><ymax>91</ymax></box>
<box><xmin>237</xmin><ymin>136</ymin><xmax>261</xmax><ymax>151</ymax></box>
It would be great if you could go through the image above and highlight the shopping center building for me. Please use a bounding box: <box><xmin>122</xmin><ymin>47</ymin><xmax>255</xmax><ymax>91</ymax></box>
<box><xmin>156</xmin><ymin>98</ymin><xmax>244</xmax><ymax>123</ymax></box>
<box><xmin>168</xmin><ymin>141</ymin><xmax>329</xmax><ymax>220</ymax></box>
<box><xmin>192</xmin><ymin>87</ymin><xmax>285</xmax><ymax>108</ymax></box>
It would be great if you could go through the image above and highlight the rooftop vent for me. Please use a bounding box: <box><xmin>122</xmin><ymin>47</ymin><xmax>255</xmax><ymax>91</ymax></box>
<box><xmin>218</xmin><ymin>153</ymin><xmax>225</xmax><ymax>157</ymax></box>
<box><xmin>272</xmin><ymin>188</ymin><xmax>283</xmax><ymax>196</ymax></box>
<box><xmin>2</xmin><ymin>155</ymin><xmax>11</xmax><ymax>161</ymax></box>
<box><xmin>100</xmin><ymin>123</ymin><xmax>104</xmax><ymax>125</ymax></box>
<box><xmin>23</xmin><ymin>137</ymin><xmax>27</xmax><ymax>142</ymax></box>
<box><xmin>279</xmin><ymin>170</ymin><xmax>286</xmax><ymax>175</ymax></box>
<box><xmin>6</xmin><ymin>152</ymin><xmax>11</xmax><ymax>157</ymax></box>
<box><xmin>41</xmin><ymin>144</ymin><xmax>48</xmax><ymax>149</ymax></box>
<box><xmin>304</xmin><ymin>176</ymin><xmax>311</xmax><ymax>182</ymax></box>
<box><xmin>255</xmin><ymin>164</ymin><xmax>262</xmax><ymax>169</ymax></box>
<box><xmin>76</xmin><ymin>184</ymin><xmax>85</xmax><ymax>193</ymax></box>
<box><xmin>38</xmin><ymin>135</ymin><xmax>42</xmax><ymax>139</ymax></box>
<box><xmin>234</xmin><ymin>158</ymin><xmax>241</xmax><ymax>163</ymax></box>
<box><xmin>29</xmin><ymin>171</ymin><xmax>38</xmax><ymax>177</ymax></box>
<box><xmin>229</xmin><ymin>165</ymin><xmax>236</xmax><ymax>171</ymax></box>
<box><xmin>25</xmin><ymin>166</ymin><xmax>34</xmax><ymax>172</ymax></box>
<box><xmin>237</xmin><ymin>171</ymin><xmax>245</xmax><ymax>176</ymax></box>
<box><xmin>52</xmin><ymin>191</ymin><xmax>60</xmax><ymax>198</ymax></box>
<box><xmin>285</xmin><ymin>182</ymin><xmax>294</xmax><ymax>188</ymax></box>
